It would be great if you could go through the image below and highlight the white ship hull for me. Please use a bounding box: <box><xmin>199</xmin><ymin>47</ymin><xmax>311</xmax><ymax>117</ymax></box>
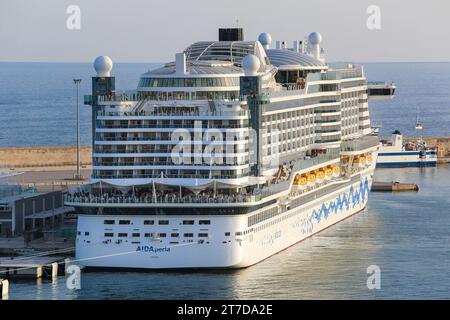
<box><xmin>75</xmin><ymin>171</ymin><xmax>374</xmax><ymax>269</ymax></box>
<box><xmin>376</xmin><ymin>151</ymin><xmax>437</xmax><ymax>167</ymax></box>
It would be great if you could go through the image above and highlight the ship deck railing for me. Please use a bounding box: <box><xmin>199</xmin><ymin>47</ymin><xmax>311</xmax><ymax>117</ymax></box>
<box><xmin>64</xmin><ymin>148</ymin><xmax>375</xmax><ymax>206</ymax></box>
<box><xmin>90</xmin><ymin>172</ymin><xmax>248</xmax><ymax>180</ymax></box>
<box><xmin>64</xmin><ymin>165</ymin><xmax>372</xmax><ymax>207</ymax></box>
<box><xmin>341</xmin><ymin>136</ymin><xmax>380</xmax><ymax>153</ymax></box>
<box><xmin>97</xmin><ymin>109</ymin><xmax>248</xmax><ymax>118</ymax></box>
<box><xmin>93</xmin><ymin>160</ymin><xmax>248</xmax><ymax>166</ymax></box>
<box><xmin>96</xmin><ymin>123</ymin><xmax>247</xmax><ymax>129</ymax></box>
<box><xmin>64</xmin><ymin>193</ymin><xmax>260</xmax><ymax>205</ymax></box>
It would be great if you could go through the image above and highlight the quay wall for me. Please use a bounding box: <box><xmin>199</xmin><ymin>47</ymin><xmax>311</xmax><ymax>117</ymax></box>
<box><xmin>0</xmin><ymin>145</ymin><xmax>92</xmax><ymax>170</ymax></box>
<box><xmin>401</xmin><ymin>136</ymin><xmax>450</xmax><ymax>158</ymax></box>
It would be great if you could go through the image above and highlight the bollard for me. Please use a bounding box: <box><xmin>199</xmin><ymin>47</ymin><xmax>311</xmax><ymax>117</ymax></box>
<box><xmin>36</xmin><ymin>266</ymin><xmax>43</xmax><ymax>279</ymax></box>
<box><xmin>1</xmin><ymin>279</ymin><xmax>9</xmax><ymax>299</ymax></box>
<box><xmin>51</xmin><ymin>262</ymin><xmax>58</xmax><ymax>278</ymax></box>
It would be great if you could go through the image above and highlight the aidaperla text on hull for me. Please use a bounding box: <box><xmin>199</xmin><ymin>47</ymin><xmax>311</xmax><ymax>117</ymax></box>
<box><xmin>136</xmin><ymin>245</ymin><xmax>171</xmax><ymax>253</ymax></box>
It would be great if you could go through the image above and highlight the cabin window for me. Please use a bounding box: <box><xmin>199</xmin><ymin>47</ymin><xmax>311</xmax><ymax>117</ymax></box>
<box><xmin>158</xmin><ymin>233</ymin><xmax>167</xmax><ymax>238</ymax></box>
<box><xmin>104</xmin><ymin>233</ymin><xmax>114</xmax><ymax>237</ymax></box>
<box><xmin>104</xmin><ymin>220</ymin><xmax>115</xmax><ymax>225</ymax></box>
<box><xmin>171</xmin><ymin>233</ymin><xmax>179</xmax><ymax>237</ymax></box>
<box><xmin>225</xmin><ymin>232</ymin><xmax>230</xmax><ymax>236</ymax></box>
<box><xmin>199</xmin><ymin>220</ymin><xmax>210</xmax><ymax>225</ymax></box>
<box><xmin>182</xmin><ymin>220</ymin><xmax>195</xmax><ymax>225</ymax></box>
<box><xmin>132</xmin><ymin>233</ymin><xmax>140</xmax><ymax>237</ymax></box>
<box><xmin>198</xmin><ymin>233</ymin><xmax>208</xmax><ymax>238</ymax></box>
<box><xmin>84</xmin><ymin>232</ymin><xmax>90</xmax><ymax>236</ymax></box>
<box><xmin>144</xmin><ymin>220</ymin><xmax>154</xmax><ymax>225</ymax></box>
<box><xmin>118</xmin><ymin>233</ymin><xmax>128</xmax><ymax>237</ymax></box>
<box><xmin>119</xmin><ymin>220</ymin><xmax>131</xmax><ymax>225</ymax></box>
<box><xmin>183</xmin><ymin>233</ymin><xmax>194</xmax><ymax>238</ymax></box>
<box><xmin>159</xmin><ymin>220</ymin><xmax>169</xmax><ymax>225</ymax></box>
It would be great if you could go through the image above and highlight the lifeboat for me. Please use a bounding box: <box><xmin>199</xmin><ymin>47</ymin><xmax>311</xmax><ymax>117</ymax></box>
<box><xmin>325</xmin><ymin>167</ymin><xmax>333</xmax><ymax>180</ymax></box>
<box><xmin>306</xmin><ymin>173</ymin><xmax>316</xmax><ymax>186</ymax></box>
<box><xmin>294</xmin><ymin>175</ymin><xmax>308</xmax><ymax>190</ymax></box>
<box><xmin>355</xmin><ymin>155</ymin><xmax>366</xmax><ymax>167</ymax></box>
<box><xmin>316</xmin><ymin>170</ymin><xmax>325</xmax><ymax>183</ymax></box>
<box><xmin>332</xmin><ymin>165</ymin><xmax>341</xmax><ymax>177</ymax></box>
<box><xmin>366</xmin><ymin>153</ymin><xmax>372</xmax><ymax>163</ymax></box>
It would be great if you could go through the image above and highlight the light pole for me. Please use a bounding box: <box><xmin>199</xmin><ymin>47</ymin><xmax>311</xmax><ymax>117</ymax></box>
<box><xmin>73</xmin><ymin>79</ymin><xmax>82</xmax><ymax>180</ymax></box>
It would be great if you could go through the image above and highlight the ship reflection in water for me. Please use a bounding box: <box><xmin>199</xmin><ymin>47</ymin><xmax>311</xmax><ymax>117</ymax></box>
<box><xmin>8</xmin><ymin>165</ymin><xmax>450</xmax><ymax>299</ymax></box>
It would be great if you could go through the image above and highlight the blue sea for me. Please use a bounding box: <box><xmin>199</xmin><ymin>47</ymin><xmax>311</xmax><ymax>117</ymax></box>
<box><xmin>1</xmin><ymin>62</ymin><xmax>450</xmax><ymax>299</ymax></box>
<box><xmin>1</xmin><ymin>62</ymin><xmax>450</xmax><ymax>147</ymax></box>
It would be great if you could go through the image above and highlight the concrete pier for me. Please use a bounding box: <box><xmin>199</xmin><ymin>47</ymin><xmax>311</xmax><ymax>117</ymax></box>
<box><xmin>0</xmin><ymin>256</ymin><xmax>66</xmax><ymax>279</ymax></box>
<box><xmin>372</xmin><ymin>181</ymin><xmax>419</xmax><ymax>192</ymax></box>
<box><xmin>1</xmin><ymin>278</ymin><xmax>8</xmax><ymax>299</ymax></box>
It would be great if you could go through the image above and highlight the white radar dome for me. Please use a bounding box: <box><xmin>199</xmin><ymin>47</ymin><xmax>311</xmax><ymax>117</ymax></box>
<box><xmin>308</xmin><ymin>32</ymin><xmax>322</xmax><ymax>45</ymax></box>
<box><xmin>258</xmin><ymin>32</ymin><xmax>272</xmax><ymax>46</ymax></box>
<box><xmin>94</xmin><ymin>56</ymin><xmax>113</xmax><ymax>76</ymax></box>
<box><xmin>242</xmin><ymin>54</ymin><xmax>261</xmax><ymax>76</ymax></box>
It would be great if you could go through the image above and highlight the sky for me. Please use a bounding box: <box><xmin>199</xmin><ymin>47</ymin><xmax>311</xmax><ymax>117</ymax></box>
<box><xmin>1</xmin><ymin>0</ymin><xmax>449</xmax><ymax>63</ymax></box>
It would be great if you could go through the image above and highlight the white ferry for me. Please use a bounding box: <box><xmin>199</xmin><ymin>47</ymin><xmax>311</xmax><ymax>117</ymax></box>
<box><xmin>368</xmin><ymin>81</ymin><xmax>396</xmax><ymax>99</ymax></box>
<box><xmin>376</xmin><ymin>130</ymin><xmax>437</xmax><ymax>167</ymax></box>
<box><xmin>65</xmin><ymin>28</ymin><xmax>380</xmax><ymax>269</ymax></box>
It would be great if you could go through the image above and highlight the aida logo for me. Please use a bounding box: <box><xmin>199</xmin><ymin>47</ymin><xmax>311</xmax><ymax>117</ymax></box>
<box><xmin>309</xmin><ymin>178</ymin><xmax>370</xmax><ymax>226</ymax></box>
<box><xmin>136</xmin><ymin>246</ymin><xmax>171</xmax><ymax>253</ymax></box>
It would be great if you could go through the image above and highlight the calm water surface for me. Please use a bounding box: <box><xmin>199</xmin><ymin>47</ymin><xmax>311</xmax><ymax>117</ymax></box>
<box><xmin>7</xmin><ymin>166</ymin><xmax>450</xmax><ymax>299</ymax></box>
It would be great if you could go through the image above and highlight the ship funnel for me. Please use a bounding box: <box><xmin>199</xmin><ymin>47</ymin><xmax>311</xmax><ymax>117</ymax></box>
<box><xmin>391</xmin><ymin>130</ymin><xmax>403</xmax><ymax>147</ymax></box>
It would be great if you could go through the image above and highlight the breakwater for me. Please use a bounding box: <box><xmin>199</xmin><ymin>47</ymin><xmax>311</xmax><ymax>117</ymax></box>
<box><xmin>0</xmin><ymin>145</ymin><xmax>91</xmax><ymax>170</ymax></box>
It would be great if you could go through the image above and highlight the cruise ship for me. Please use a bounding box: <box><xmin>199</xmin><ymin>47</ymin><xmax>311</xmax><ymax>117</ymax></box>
<box><xmin>64</xmin><ymin>28</ymin><xmax>380</xmax><ymax>269</ymax></box>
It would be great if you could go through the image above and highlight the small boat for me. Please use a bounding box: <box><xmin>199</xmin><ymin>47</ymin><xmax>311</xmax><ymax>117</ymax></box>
<box><xmin>415</xmin><ymin>111</ymin><xmax>423</xmax><ymax>130</ymax></box>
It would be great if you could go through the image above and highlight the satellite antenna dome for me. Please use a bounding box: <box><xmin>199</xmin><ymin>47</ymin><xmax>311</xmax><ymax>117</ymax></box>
<box><xmin>94</xmin><ymin>56</ymin><xmax>113</xmax><ymax>76</ymax></box>
<box><xmin>258</xmin><ymin>32</ymin><xmax>272</xmax><ymax>46</ymax></box>
<box><xmin>308</xmin><ymin>32</ymin><xmax>322</xmax><ymax>45</ymax></box>
<box><xmin>242</xmin><ymin>54</ymin><xmax>261</xmax><ymax>76</ymax></box>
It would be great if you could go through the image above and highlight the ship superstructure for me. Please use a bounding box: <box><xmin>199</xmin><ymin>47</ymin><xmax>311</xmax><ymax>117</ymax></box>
<box><xmin>368</xmin><ymin>81</ymin><xmax>396</xmax><ymax>99</ymax></box>
<box><xmin>65</xmin><ymin>29</ymin><xmax>380</xmax><ymax>269</ymax></box>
